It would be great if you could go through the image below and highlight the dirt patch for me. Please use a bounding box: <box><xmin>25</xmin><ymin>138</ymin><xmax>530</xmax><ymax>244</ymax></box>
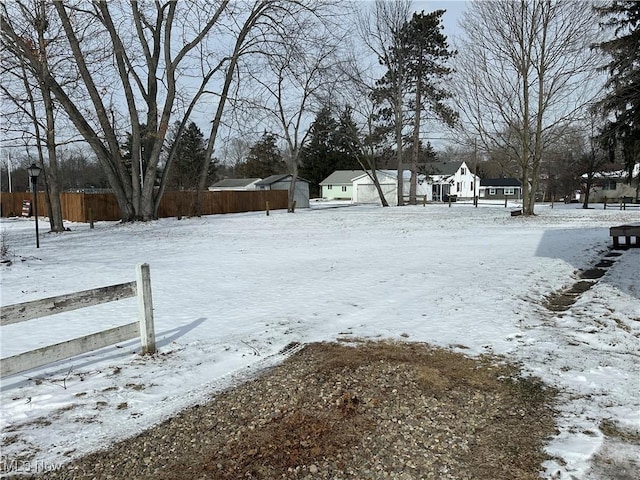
<box><xmin>33</xmin><ymin>341</ymin><xmax>557</xmax><ymax>480</ymax></box>
<box><xmin>579</xmin><ymin>268</ymin><xmax>607</xmax><ymax>280</ymax></box>
<box><xmin>545</xmin><ymin>291</ymin><xmax>580</xmax><ymax>311</ymax></box>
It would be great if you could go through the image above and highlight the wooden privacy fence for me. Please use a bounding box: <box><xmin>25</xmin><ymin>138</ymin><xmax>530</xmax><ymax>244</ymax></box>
<box><xmin>0</xmin><ymin>263</ymin><xmax>155</xmax><ymax>378</ymax></box>
<box><xmin>0</xmin><ymin>190</ymin><xmax>289</xmax><ymax>222</ymax></box>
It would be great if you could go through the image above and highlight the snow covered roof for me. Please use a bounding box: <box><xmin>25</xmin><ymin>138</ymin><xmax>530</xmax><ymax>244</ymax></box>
<box><xmin>255</xmin><ymin>174</ymin><xmax>309</xmax><ymax>186</ymax></box>
<box><xmin>319</xmin><ymin>170</ymin><xmax>365</xmax><ymax>186</ymax></box>
<box><xmin>210</xmin><ymin>178</ymin><xmax>261</xmax><ymax>188</ymax></box>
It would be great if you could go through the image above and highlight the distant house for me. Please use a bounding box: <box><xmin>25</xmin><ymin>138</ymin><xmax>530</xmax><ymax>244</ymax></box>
<box><xmin>255</xmin><ymin>174</ymin><xmax>310</xmax><ymax>208</ymax></box>
<box><xmin>319</xmin><ymin>170</ymin><xmax>365</xmax><ymax>201</ymax></box>
<box><xmin>351</xmin><ymin>170</ymin><xmax>430</xmax><ymax>206</ymax></box>
<box><xmin>209</xmin><ymin>178</ymin><xmax>262</xmax><ymax>191</ymax></box>
<box><xmin>426</xmin><ymin>161</ymin><xmax>480</xmax><ymax>201</ymax></box>
<box><xmin>582</xmin><ymin>165</ymin><xmax>639</xmax><ymax>203</ymax></box>
<box><xmin>479</xmin><ymin>178</ymin><xmax>522</xmax><ymax>200</ymax></box>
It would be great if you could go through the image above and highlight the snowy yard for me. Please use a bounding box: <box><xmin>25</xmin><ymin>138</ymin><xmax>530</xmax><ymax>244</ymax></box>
<box><xmin>0</xmin><ymin>202</ymin><xmax>638</xmax><ymax>478</ymax></box>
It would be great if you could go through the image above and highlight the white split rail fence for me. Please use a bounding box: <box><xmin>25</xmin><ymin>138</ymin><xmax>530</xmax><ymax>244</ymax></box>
<box><xmin>0</xmin><ymin>263</ymin><xmax>155</xmax><ymax>378</ymax></box>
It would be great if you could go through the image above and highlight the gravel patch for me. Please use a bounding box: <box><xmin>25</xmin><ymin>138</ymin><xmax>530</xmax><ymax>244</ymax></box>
<box><xmin>23</xmin><ymin>340</ymin><xmax>557</xmax><ymax>479</ymax></box>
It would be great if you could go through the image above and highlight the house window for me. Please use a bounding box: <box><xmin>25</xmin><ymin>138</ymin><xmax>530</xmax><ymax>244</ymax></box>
<box><xmin>456</xmin><ymin>182</ymin><xmax>461</xmax><ymax>192</ymax></box>
<box><xmin>327</xmin><ymin>185</ymin><xmax>333</xmax><ymax>190</ymax></box>
<box><xmin>489</xmin><ymin>188</ymin><xmax>496</xmax><ymax>195</ymax></box>
<box><xmin>504</xmin><ymin>187</ymin><xmax>515</xmax><ymax>196</ymax></box>
<box><xmin>602</xmin><ymin>180</ymin><xmax>617</xmax><ymax>190</ymax></box>
<box><xmin>461</xmin><ymin>167</ymin><xmax>466</xmax><ymax>175</ymax></box>
<box><xmin>341</xmin><ymin>186</ymin><xmax>347</xmax><ymax>192</ymax></box>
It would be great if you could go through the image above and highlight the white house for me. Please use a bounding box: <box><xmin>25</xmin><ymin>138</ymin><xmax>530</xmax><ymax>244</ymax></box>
<box><xmin>319</xmin><ymin>170</ymin><xmax>364</xmax><ymax>200</ymax></box>
<box><xmin>426</xmin><ymin>161</ymin><xmax>480</xmax><ymax>201</ymax></box>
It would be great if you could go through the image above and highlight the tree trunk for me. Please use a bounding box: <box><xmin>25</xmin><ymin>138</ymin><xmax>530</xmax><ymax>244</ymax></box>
<box><xmin>395</xmin><ymin>85</ymin><xmax>404</xmax><ymax>206</ymax></box>
<box><xmin>409</xmin><ymin>51</ymin><xmax>423</xmax><ymax>206</ymax></box>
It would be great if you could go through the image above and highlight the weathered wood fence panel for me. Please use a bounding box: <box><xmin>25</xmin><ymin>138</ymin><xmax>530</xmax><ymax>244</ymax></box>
<box><xmin>1</xmin><ymin>190</ymin><xmax>288</xmax><ymax>222</ymax></box>
<box><xmin>0</xmin><ymin>282</ymin><xmax>137</xmax><ymax>326</ymax></box>
<box><xmin>0</xmin><ymin>264</ymin><xmax>155</xmax><ymax>378</ymax></box>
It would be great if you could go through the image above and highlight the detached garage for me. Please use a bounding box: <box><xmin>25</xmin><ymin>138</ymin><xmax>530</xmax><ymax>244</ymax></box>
<box><xmin>352</xmin><ymin>170</ymin><xmax>431</xmax><ymax>206</ymax></box>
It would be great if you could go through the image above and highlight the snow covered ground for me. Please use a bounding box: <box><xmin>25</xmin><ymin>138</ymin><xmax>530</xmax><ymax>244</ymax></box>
<box><xmin>0</xmin><ymin>201</ymin><xmax>638</xmax><ymax>478</ymax></box>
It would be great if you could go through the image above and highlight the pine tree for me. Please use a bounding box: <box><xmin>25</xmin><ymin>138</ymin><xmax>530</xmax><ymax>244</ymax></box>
<box><xmin>170</xmin><ymin>122</ymin><xmax>210</xmax><ymax>190</ymax></box>
<box><xmin>372</xmin><ymin>9</ymin><xmax>456</xmax><ymax>204</ymax></box>
<box><xmin>403</xmin><ymin>10</ymin><xmax>457</xmax><ymax>203</ymax></box>
<box><xmin>299</xmin><ymin>108</ymin><xmax>342</xmax><ymax>197</ymax></box>
<box><xmin>238</xmin><ymin>132</ymin><xmax>286</xmax><ymax>178</ymax></box>
<box><xmin>335</xmin><ymin>107</ymin><xmax>363</xmax><ymax>170</ymax></box>
<box><xmin>595</xmin><ymin>1</ymin><xmax>640</xmax><ymax>188</ymax></box>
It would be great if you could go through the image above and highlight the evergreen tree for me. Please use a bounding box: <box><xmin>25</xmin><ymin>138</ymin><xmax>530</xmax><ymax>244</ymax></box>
<box><xmin>595</xmin><ymin>1</ymin><xmax>640</xmax><ymax>190</ymax></box>
<box><xmin>335</xmin><ymin>107</ymin><xmax>364</xmax><ymax>170</ymax></box>
<box><xmin>372</xmin><ymin>9</ymin><xmax>456</xmax><ymax>204</ymax></box>
<box><xmin>238</xmin><ymin>132</ymin><xmax>286</xmax><ymax>178</ymax></box>
<box><xmin>299</xmin><ymin>107</ymin><xmax>341</xmax><ymax>197</ymax></box>
<box><xmin>170</xmin><ymin>122</ymin><xmax>210</xmax><ymax>190</ymax></box>
<box><xmin>404</xmin><ymin>10</ymin><xmax>456</xmax><ymax>203</ymax></box>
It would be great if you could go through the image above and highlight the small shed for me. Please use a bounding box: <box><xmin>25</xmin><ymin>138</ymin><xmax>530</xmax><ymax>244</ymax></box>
<box><xmin>255</xmin><ymin>174</ymin><xmax>310</xmax><ymax>208</ymax></box>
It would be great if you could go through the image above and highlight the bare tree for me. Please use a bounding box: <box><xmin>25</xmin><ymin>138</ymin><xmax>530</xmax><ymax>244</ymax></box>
<box><xmin>454</xmin><ymin>0</ymin><xmax>602</xmax><ymax>215</ymax></box>
<box><xmin>1</xmin><ymin>0</ymin><xmax>75</xmax><ymax>232</ymax></box>
<box><xmin>1</xmin><ymin>1</ymin><xmax>239</xmax><ymax>221</ymax></box>
<box><xmin>246</xmin><ymin>4</ymin><xmax>345</xmax><ymax>212</ymax></box>
<box><xmin>580</xmin><ymin>114</ymin><xmax>615</xmax><ymax>208</ymax></box>
<box><xmin>220</xmin><ymin>137</ymin><xmax>252</xmax><ymax>176</ymax></box>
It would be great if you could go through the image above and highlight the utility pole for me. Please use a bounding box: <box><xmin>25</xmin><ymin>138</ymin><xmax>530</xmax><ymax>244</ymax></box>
<box><xmin>7</xmin><ymin>152</ymin><xmax>12</xmax><ymax>193</ymax></box>
<box><xmin>473</xmin><ymin>138</ymin><xmax>478</xmax><ymax>207</ymax></box>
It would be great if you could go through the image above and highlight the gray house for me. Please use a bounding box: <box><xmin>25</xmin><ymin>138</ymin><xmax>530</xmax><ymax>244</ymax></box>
<box><xmin>255</xmin><ymin>174</ymin><xmax>310</xmax><ymax>208</ymax></box>
<box><xmin>479</xmin><ymin>178</ymin><xmax>522</xmax><ymax>200</ymax></box>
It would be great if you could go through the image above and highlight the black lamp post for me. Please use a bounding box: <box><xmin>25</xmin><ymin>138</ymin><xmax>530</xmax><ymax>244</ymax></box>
<box><xmin>27</xmin><ymin>163</ymin><xmax>42</xmax><ymax>248</ymax></box>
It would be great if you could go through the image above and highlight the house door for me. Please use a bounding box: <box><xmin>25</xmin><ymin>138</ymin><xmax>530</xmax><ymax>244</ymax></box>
<box><xmin>432</xmin><ymin>184</ymin><xmax>441</xmax><ymax>202</ymax></box>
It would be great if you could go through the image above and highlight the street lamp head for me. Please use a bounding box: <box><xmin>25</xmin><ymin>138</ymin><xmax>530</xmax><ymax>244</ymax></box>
<box><xmin>27</xmin><ymin>163</ymin><xmax>42</xmax><ymax>179</ymax></box>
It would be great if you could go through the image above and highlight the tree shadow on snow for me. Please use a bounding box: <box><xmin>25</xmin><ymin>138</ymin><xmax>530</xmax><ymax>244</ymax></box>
<box><xmin>535</xmin><ymin>228</ymin><xmax>639</xmax><ymax>302</ymax></box>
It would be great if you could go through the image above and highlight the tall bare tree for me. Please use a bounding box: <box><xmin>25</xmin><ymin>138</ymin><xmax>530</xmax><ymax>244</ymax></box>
<box><xmin>247</xmin><ymin>4</ymin><xmax>345</xmax><ymax>212</ymax></box>
<box><xmin>1</xmin><ymin>0</ymin><xmax>73</xmax><ymax>232</ymax></box>
<box><xmin>2</xmin><ymin>1</ymin><xmax>232</xmax><ymax>220</ymax></box>
<box><xmin>454</xmin><ymin>0</ymin><xmax>602</xmax><ymax>215</ymax></box>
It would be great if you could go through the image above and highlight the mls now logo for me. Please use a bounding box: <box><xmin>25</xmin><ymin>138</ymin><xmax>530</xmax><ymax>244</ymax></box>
<box><xmin>1</xmin><ymin>459</ymin><xmax>62</xmax><ymax>474</ymax></box>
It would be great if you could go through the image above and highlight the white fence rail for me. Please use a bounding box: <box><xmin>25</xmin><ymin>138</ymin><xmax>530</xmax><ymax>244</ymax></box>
<box><xmin>0</xmin><ymin>263</ymin><xmax>155</xmax><ymax>378</ymax></box>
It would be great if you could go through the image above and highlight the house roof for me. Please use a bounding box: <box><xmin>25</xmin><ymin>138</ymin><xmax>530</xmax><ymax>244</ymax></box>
<box><xmin>351</xmin><ymin>169</ymin><xmax>427</xmax><ymax>183</ymax></box>
<box><xmin>211</xmin><ymin>178</ymin><xmax>261</xmax><ymax>188</ymax></box>
<box><xmin>319</xmin><ymin>170</ymin><xmax>365</xmax><ymax>186</ymax></box>
<box><xmin>423</xmin><ymin>161</ymin><xmax>464</xmax><ymax>176</ymax></box>
<box><xmin>255</xmin><ymin>174</ymin><xmax>309</xmax><ymax>186</ymax></box>
<box><xmin>480</xmin><ymin>178</ymin><xmax>522</xmax><ymax>187</ymax></box>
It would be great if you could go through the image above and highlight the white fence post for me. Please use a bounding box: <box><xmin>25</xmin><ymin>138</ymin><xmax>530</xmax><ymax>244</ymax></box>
<box><xmin>136</xmin><ymin>263</ymin><xmax>156</xmax><ymax>354</ymax></box>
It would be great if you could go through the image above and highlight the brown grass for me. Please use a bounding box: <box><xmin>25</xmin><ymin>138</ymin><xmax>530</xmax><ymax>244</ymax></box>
<box><xmin>166</xmin><ymin>341</ymin><xmax>556</xmax><ymax>480</ymax></box>
<box><xmin>41</xmin><ymin>341</ymin><xmax>558</xmax><ymax>480</ymax></box>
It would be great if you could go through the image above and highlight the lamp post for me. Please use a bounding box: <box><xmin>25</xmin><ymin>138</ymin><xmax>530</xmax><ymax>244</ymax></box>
<box><xmin>27</xmin><ymin>163</ymin><xmax>41</xmax><ymax>248</ymax></box>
